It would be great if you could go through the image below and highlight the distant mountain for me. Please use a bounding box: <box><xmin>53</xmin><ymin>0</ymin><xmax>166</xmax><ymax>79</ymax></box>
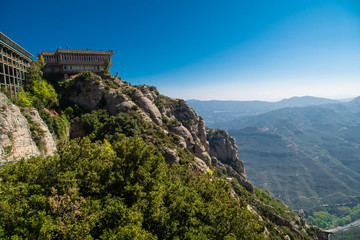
<box><xmin>190</xmin><ymin>96</ymin><xmax>360</xmax><ymax>226</ymax></box>
<box><xmin>223</xmin><ymin>103</ymin><xmax>360</xmax><ymax>217</ymax></box>
<box><xmin>276</xmin><ymin>96</ymin><xmax>340</xmax><ymax>108</ymax></box>
<box><xmin>187</xmin><ymin>96</ymin><xmax>341</xmax><ymax>128</ymax></box>
<box><xmin>227</xmin><ymin>106</ymin><xmax>360</xmax><ymax>211</ymax></box>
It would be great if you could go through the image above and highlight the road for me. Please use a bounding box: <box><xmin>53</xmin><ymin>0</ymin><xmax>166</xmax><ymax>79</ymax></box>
<box><xmin>328</xmin><ymin>219</ymin><xmax>360</xmax><ymax>233</ymax></box>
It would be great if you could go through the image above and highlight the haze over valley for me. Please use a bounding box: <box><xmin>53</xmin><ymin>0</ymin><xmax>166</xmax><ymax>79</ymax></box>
<box><xmin>189</xmin><ymin>96</ymin><xmax>360</xmax><ymax>229</ymax></box>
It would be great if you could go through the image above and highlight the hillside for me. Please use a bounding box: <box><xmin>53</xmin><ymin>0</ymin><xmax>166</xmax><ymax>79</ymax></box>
<box><xmin>203</xmin><ymin>102</ymin><xmax>360</xmax><ymax>229</ymax></box>
<box><xmin>0</xmin><ymin>68</ymin><xmax>326</xmax><ymax>239</ymax></box>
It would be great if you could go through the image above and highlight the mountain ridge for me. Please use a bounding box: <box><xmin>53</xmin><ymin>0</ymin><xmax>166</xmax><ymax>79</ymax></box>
<box><xmin>187</xmin><ymin>96</ymin><xmax>345</xmax><ymax>129</ymax></box>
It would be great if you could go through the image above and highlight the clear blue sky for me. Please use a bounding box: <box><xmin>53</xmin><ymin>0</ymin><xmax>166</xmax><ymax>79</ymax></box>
<box><xmin>1</xmin><ymin>0</ymin><xmax>360</xmax><ymax>100</ymax></box>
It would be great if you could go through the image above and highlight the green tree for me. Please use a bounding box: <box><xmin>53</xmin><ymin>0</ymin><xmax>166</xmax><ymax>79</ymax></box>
<box><xmin>0</xmin><ymin>136</ymin><xmax>265</xmax><ymax>239</ymax></box>
<box><xmin>101</xmin><ymin>58</ymin><xmax>111</xmax><ymax>76</ymax></box>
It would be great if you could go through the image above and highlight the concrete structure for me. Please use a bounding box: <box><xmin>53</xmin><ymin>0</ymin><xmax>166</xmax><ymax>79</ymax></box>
<box><xmin>0</xmin><ymin>32</ymin><xmax>33</xmax><ymax>93</ymax></box>
<box><xmin>40</xmin><ymin>49</ymin><xmax>113</xmax><ymax>78</ymax></box>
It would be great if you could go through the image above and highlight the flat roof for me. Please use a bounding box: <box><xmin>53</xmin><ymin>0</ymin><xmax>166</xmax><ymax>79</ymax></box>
<box><xmin>42</xmin><ymin>49</ymin><xmax>113</xmax><ymax>56</ymax></box>
<box><xmin>41</xmin><ymin>52</ymin><xmax>56</xmax><ymax>56</ymax></box>
<box><xmin>0</xmin><ymin>32</ymin><xmax>33</xmax><ymax>58</ymax></box>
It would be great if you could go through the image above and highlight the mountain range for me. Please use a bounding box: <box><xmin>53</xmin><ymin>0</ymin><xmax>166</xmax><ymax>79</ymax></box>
<box><xmin>187</xmin><ymin>96</ymin><xmax>343</xmax><ymax>129</ymax></box>
<box><xmin>188</xmin><ymin>96</ymin><xmax>360</xmax><ymax>222</ymax></box>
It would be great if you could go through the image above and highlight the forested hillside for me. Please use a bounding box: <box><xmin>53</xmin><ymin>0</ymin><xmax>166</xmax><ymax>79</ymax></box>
<box><xmin>0</xmin><ymin>60</ymin><xmax>325</xmax><ymax>239</ymax></box>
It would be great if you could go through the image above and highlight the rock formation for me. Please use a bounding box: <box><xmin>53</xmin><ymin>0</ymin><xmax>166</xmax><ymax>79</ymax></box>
<box><xmin>22</xmin><ymin>107</ymin><xmax>57</xmax><ymax>156</ymax></box>
<box><xmin>56</xmin><ymin>73</ymin><xmax>256</xmax><ymax>190</ymax></box>
<box><xmin>0</xmin><ymin>93</ymin><xmax>39</xmax><ymax>162</ymax></box>
<box><xmin>61</xmin><ymin>74</ymin><xmax>213</xmax><ymax>173</ymax></box>
<box><xmin>207</xmin><ymin>128</ymin><xmax>253</xmax><ymax>192</ymax></box>
<box><xmin>0</xmin><ymin>93</ymin><xmax>56</xmax><ymax>162</ymax></box>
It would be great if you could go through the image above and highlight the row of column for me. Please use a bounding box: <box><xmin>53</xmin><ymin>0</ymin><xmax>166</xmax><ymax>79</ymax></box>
<box><xmin>0</xmin><ymin>45</ymin><xmax>30</xmax><ymax>94</ymax></box>
<box><xmin>59</xmin><ymin>53</ymin><xmax>109</xmax><ymax>62</ymax></box>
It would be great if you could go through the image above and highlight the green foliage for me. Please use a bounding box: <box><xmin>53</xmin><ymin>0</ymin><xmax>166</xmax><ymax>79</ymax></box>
<box><xmin>16</xmin><ymin>89</ymin><xmax>33</xmax><ymax>107</ymax></box>
<box><xmin>39</xmin><ymin>110</ymin><xmax>69</xmax><ymax>139</ymax></box>
<box><xmin>0</xmin><ymin>137</ymin><xmax>265</xmax><ymax>239</ymax></box>
<box><xmin>101</xmin><ymin>58</ymin><xmax>111</xmax><ymax>76</ymax></box>
<box><xmin>22</xmin><ymin>111</ymin><xmax>46</xmax><ymax>149</ymax></box>
<box><xmin>332</xmin><ymin>225</ymin><xmax>360</xmax><ymax>240</ymax></box>
<box><xmin>308</xmin><ymin>204</ymin><xmax>360</xmax><ymax>229</ymax></box>
<box><xmin>104</xmin><ymin>79</ymin><xmax>118</xmax><ymax>89</ymax></box>
<box><xmin>75</xmin><ymin>70</ymin><xmax>93</xmax><ymax>82</ymax></box>
<box><xmin>26</xmin><ymin>77</ymin><xmax>58</xmax><ymax>109</ymax></box>
<box><xmin>22</xmin><ymin>58</ymin><xmax>58</xmax><ymax>109</ymax></box>
<box><xmin>8</xmin><ymin>58</ymin><xmax>58</xmax><ymax>110</ymax></box>
<box><xmin>79</xmin><ymin>109</ymin><xmax>144</xmax><ymax>142</ymax></box>
<box><xmin>76</xmin><ymin>109</ymin><xmax>184</xmax><ymax>153</ymax></box>
<box><xmin>57</xmin><ymin>79</ymin><xmax>71</xmax><ymax>89</ymax></box>
<box><xmin>154</xmin><ymin>94</ymin><xmax>179</xmax><ymax>108</ymax></box>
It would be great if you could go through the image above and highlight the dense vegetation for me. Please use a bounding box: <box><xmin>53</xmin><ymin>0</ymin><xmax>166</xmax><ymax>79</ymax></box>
<box><xmin>332</xmin><ymin>225</ymin><xmax>360</xmax><ymax>240</ymax></box>
<box><xmin>0</xmin><ymin>67</ymin><xmax>321</xmax><ymax>238</ymax></box>
<box><xmin>308</xmin><ymin>205</ymin><xmax>360</xmax><ymax>229</ymax></box>
<box><xmin>7</xmin><ymin>57</ymin><xmax>69</xmax><ymax>140</ymax></box>
<box><xmin>0</xmin><ymin>136</ymin><xmax>264</xmax><ymax>239</ymax></box>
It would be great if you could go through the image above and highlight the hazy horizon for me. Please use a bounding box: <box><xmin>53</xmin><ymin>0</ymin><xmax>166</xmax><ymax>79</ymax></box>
<box><xmin>186</xmin><ymin>95</ymin><xmax>358</xmax><ymax>102</ymax></box>
<box><xmin>2</xmin><ymin>0</ymin><xmax>360</xmax><ymax>101</ymax></box>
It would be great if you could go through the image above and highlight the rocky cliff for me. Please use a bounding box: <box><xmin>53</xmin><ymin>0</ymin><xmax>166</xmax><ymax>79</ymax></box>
<box><xmin>0</xmin><ymin>93</ymin><xmax>56</xmax><ymax>162</ymax></box>
<box><xmin>60</xmin><ymin>72</ymin><xmax>251</xmax><ymax>188</ymax></box>
<box><xmin>207</xmin><ymin>128</ymin><xmax>253</xmax><ymax>192</ymax></box>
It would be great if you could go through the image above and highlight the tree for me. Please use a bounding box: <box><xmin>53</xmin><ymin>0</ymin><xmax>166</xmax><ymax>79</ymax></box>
<box><xmin>101</xmin><ymin>58</ymin><xmax>111</xmax><ymax>76</ymax></box>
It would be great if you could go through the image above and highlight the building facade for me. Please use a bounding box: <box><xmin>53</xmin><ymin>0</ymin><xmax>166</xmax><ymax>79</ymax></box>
<box><xmin>40</xmin><ymin>49</ymin><xmax>113</xmax><ymax>78</ymax></box>
<box><xmin>0</xmin><ymin>32</ymin><xmax>33</xmax><ymax>93</ymax></box>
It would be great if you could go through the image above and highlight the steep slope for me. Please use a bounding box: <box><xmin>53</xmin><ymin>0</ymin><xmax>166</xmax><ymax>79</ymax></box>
<box><xmin>225</xmin><ymin>106</ymin><xmax>360</xmax><ymax>219</ymax></box>
<box><xmin>0</xmin><ymin>72</ymin><xmax>328</xmax><ymax>239</ymax></box>
<box><xmin>0</xmin><ymin>93</ymin><xmax>56</xmax><ymax>162</ymax></box>
<box><xmin>0</xmin><ymin>93</ymin><xmax>40</xmax><ymax>161</ymax></box>
<box><xmin>60</xmin><ymin>72</ymin><xmax>213</xmax><ymax>174</ymax></box>
<box><xmin>53</xmin><ymin>72</ymin><xmax>324</xmax><ymax>239</ymax></box>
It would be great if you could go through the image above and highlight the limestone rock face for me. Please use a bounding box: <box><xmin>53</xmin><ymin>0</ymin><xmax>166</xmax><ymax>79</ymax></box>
<box><xmin>168</xmin><ymin>123</ymin><xmax>194</xmax><ymax>145</ymax></box>
<box><xmin>60</xmin><ymin>73</ymin><xmax>252</xmax><ymax>177</ymax></box>
<box><xmin>207</xmin><ymin>128</ymin><xmax>253</xmax><ymax>192</ymax></box>
<box><xmin>208</xmin><ymin>130</ymin><xmax>238</xmax><ymax>163</ymax></box>
<box><xmin>67</xmin><ymin>75</ymin><xmax>106</xmax><ymax>111</ymax></box>
<box><xmin>0</xmin><ymin>93</ymin><xmax>40</xmax><ymax>162</ymax></box>
<box><xmin>132</xmin><ymin>89</ymin><xmax>163</xmax><ymax>125</ymax></box>
<box><xmin>104</xmin><ymin>90</ymin><xmax>137</xmax><ymax>115</ymax></box>
<box><xmin>22</xmin><ymin>107</ymin><xmax>57</xmax><ymax>157</ymax></box>
<box><xmin>168</xmin><ymin>99</ymin><xmax>211</xmax><ymax>166</ymax></box>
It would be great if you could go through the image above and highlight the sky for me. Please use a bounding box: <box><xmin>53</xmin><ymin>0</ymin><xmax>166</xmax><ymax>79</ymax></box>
<box><xmin>1</xmin><ymin>0</ymin><xmax>360</xmax><ymax>101</ymax></box>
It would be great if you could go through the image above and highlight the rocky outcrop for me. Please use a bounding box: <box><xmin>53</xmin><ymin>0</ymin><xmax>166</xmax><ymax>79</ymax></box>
<box><xmin>0</xmin><ymin>93</ymin><xmax>40</xmax><ymax>162</ymax></box>
<box><xmin>0</xmin><ymin>93</ymin><xmax>57</xmax><ymax>162</ymax></box>
<box><xmin>58</xmin><ymin>73</ymin><xmax>255</xmax><ymax>183</ymax></box>
<box><xmin>22</xmin><ymin>107</ymin><xmax>56</xmax><ymax>156</ymax></box>
<box><xmin>207</xmin><ymin>128</ymin><xmax>253</xmax><ymax>192</ymax></box>
<box><xmin>132</xmin><ymin>89</ymin><xmax>163</xmax><ymax>125</ymax></box>
<box><xmin>104</xmin><ymin>90</ymin><xmax>137</xmax><ymax>115</ymax></box>
<box><xmin>61</xmin><ymin>73</ymin><xmax>212</xmax><ymax>173</ymax></box>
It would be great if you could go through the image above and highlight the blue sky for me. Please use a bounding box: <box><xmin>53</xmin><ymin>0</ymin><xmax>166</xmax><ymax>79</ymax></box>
<box><xmin>1</xmin><ymin>0</ymin><xmax>360</xmax><ymax>100</ymax></box>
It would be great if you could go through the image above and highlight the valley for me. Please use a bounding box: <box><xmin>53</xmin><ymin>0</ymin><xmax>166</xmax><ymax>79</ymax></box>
<box><xmin>189</xmin><ymin>97</ymin><xmax>360</xmax><ymax>229</ymax></box>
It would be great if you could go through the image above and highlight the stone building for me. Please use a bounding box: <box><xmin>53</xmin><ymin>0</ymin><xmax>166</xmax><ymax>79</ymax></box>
<box><xmin>40</xmin><ymin>49</ymin><xmax>113</xmax><ymax>78</ymax></box>
<box><xmin>0</xmin><ymin>32</ymin><xmax>33</xmax><ymax>93</ymax></box>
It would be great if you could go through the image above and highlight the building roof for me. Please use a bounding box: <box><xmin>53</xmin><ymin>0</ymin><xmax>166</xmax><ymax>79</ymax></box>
<box><xmin>0</xmin><ymin>32</ymin><xmax>33</xmax><ymax>59</ymax></box>
<box><xmin>41</xmin><ymin>52</ymin><xmax>56</xmax><ymax>56</ymax></box>
<box><xmin>42</xmin><ymin>49</ymin><xmax>113</xmax><ymax>56</ymax></box>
